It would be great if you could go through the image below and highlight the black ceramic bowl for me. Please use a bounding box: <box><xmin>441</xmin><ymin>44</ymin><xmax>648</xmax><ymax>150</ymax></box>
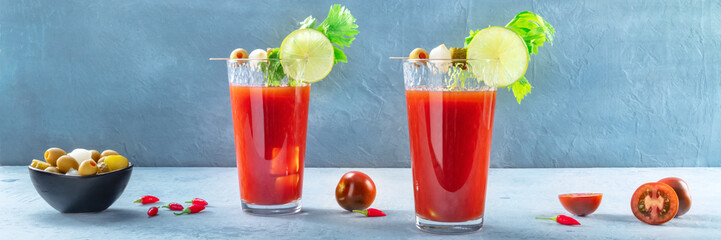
<box><xmin>29</xmin><ymin>164</ymin><xmax>133</xmax><ymax>213</ymax></box>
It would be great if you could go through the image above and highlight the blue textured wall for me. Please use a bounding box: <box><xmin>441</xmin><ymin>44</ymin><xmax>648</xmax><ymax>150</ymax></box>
<box><xmin>1</xmin><ymin>0</ymin><xmax>720</xmax><ymax>167</ymax></box>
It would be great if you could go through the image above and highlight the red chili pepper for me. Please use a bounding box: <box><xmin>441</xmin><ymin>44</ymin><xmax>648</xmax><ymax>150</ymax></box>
<box><xmin>174</xmin><ymin>204</ymin><xmax>205</xmax><ymax>215</ymax></box>
<box><xmin>536</xmin><ymin>215</ymin><xmax>581</xmax><ymax>225</ymax></box>
<box><xmin>134</xmin><ymin>195</ymin><xmax>159</xmax><ymax>204</ymax></box>
<box><xmin>147</xmin><ymin>207</ymin><xmax>158</xmax><ymax>216</ymax></box>
<box><xmin>352</xmin><ymin>208</ymin><xmax>386</xmax><ymax>217</ymax></box>
<box><xmin>162</xmin><ymin>203</ymin><xmax>184</xmax><ymax>211</ymax></box>
<box><xmin>185</xmin><ymin>198</ymin><xmax>208</xmax><ymax>206</ymax></box>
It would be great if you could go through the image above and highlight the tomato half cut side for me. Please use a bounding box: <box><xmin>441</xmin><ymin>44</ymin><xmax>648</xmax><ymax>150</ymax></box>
<box><xmin>630</xmin><ymin>182</ymin><xmax>679</xmax><ymax>225</ymax></box>
<box><xmin>558</xmin><ymin>193</ymin><xmax>603</xmax><ymax>216</ymax></box>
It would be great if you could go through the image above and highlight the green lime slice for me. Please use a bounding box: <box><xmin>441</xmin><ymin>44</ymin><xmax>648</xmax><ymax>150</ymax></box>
<box><xmin>467</xmin><ymin>26</ymin><xmax>529</xmax><ymax>87</ymax></box>
<box><xmin>279</xmin><ymin>29</ymin><xmax>335</xmax><ymax>83</ymax></box>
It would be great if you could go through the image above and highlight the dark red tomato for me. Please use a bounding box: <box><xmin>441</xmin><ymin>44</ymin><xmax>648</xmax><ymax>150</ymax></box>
<box><xmin>558</xmin><ymin>193</ymin><xmax>603</xmax><ymax>216</ymax></box>
<box><xmin>658</xmin><ymin>177</ymin><xmax>691</xmax><ymax>217</ymax></box>
<box><xmin>631</xmin><ymin>182</ymin><xmax>679</xmax><ymax>225</ymax></box>
<box><xmin>335</xmin><ymin>171</ymin><xmax>376</xmax><ymax>211</ymax></box>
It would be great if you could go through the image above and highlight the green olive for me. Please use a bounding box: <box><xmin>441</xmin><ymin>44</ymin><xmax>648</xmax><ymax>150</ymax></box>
<box><xmin>104</xmin><ymin>155</ymin><xmax>129</xmax><ymax>171</ymax></box>
<box><xmin>97</xmin><ymin>162</ymin><xmax>110</xmax><ymax>174</ymax></box>
<box><xmin>44</xmin><ymin>167</ymin><xmax>61</xmax><ymax>174</ymax></box>
<box><xmin>409</xmin><ymin>48</ymin><xmax>429</xmax><ymax>59</ymax></box>
<box><xmin>101</xmin><ymin>150</ymin><xmax>119</xmax><ymax>157</ymax></box>
<box><xmin>56</xmin><ymin>155</ymin><xmax>79</xmax><ymax>173</ymax></box>
<box><xmin>44</xmin><ymin>148</ymin><xmax>66</xmax><ymax>166</ymax></box>
<box><xmin>229</xmin><ymin>48</ymin><xmax>248</xmax><ymax>59</ymax></box>
<box><xmin>31</xmin><ymin>159</ymin><xmax>50</xmax><ymax>170</ymax></box>
<box><xmin>90</xmin><ymin>150</ymin><xmax>101</xmax><ymax>161</ymax></box>
<box><xmin>30</xmin><ymin>160</ymin><xmax>39</xmax><ymax>168</ymax></box>
<box><xmin>78</xmin><ymin>159</ymin><xmax>98</xmax><ymax>176</ymax></box>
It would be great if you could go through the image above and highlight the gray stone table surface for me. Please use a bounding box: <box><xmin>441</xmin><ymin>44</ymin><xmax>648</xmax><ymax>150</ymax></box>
<box><xmin>2</xmin><ymin>167</ymin><xmax>720</xmax><ymax>239</ymax></box>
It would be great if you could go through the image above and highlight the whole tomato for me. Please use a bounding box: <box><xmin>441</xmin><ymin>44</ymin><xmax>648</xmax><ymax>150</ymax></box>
<box><xmin>335</xmin><ymin>171</ymin><xmax>376</xmax><ymax>211</ymax></box>
<box><xmin>658</xmin><ymin>177</ymin><xmax>691</xmax><ymax>217</ymax></box>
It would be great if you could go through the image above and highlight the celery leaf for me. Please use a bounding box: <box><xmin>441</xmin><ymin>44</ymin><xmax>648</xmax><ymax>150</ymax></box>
<box><xmin>509</xmin><ymin>76</ymin><xmax>532</xmax><ymax>104</ymax></box>
<box><xmin>299</xmin><ymin>16</ymin><xmax>317</xmax><ymax>29</ymax></box>
<box><xmin>316</xmin><ymin>4</ymin><xmax>359</xmax><ymax>48</ymax></box>
<box><xmin>262</xmin><ymin>48</ymin><xmax>286</xmax><ymax>86</ymax></box>
<box><xmin>505</xmin><ymin>11</ymin><xmax>555</xmax><ymax>56</ymax></box>
<box><xmin>464</xmin><ymin>30</ymin><xmax>480</xmax><ymax>48</ymax></box>
<box><xmin>333</xmin><ymin>46</ymin><xmax>347</xmax><ymax>64</ymax></box>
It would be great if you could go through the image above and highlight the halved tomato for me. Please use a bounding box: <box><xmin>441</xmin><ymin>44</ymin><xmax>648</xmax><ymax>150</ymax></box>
<box><xmin>631</xmin><ymin>182</ymin><xmax>679</xmax><ymax>225</ymax></box>
<box><xmin>559</xmin><ymin>193</ymin><xmax>603</xmax><ymax>216</ymax></box>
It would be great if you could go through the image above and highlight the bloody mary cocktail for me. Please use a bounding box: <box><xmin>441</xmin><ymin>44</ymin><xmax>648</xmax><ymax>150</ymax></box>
<box><xmin>406</xmin><ymin>89</ymin><xmax>496</xmax><ymax>223</ymax></box>
<box><xmin>401</xmin><ymin>57</ymin><xmax>501</xmax><ymax>233</ymax></box>
<box><xmin>217</xmin><ymin>4</ymin><xmax>359</xmax><ymax>216</ymax></box>
<box><xmin>398</xmin><ymin>9</ymin><xmax>555</xmax><ymax>235</ymax></box>
<box><xmin>229</xmin><ymin>84</ymin><xmax>310</xmax><ymax>212</ymax></box>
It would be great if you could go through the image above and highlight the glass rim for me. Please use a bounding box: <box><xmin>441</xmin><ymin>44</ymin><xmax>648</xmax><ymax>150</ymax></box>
<box><xmin>391</xmin><ymin>57</ymin><xmax>499</xmax><ymax>62</ymax></box>
<box><xmin>228</xmin><ymin>82</ymin><xmax>311</xmax><ymax>87</ymax></box>
<box><xmin>210</xmin><ymin>58</ymin><xmax>306</xmax><ymax>61</ymax></box>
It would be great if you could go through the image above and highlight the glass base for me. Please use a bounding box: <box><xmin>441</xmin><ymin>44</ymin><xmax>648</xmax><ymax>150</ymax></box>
<box><xmin>241</xmin><ymin>200</ymin><xmax>301</xmax><ymax>216</ymax></box>
<box><xmin>415</xmin><ymin>215</ymin><xmax>483</xmax><ymax>234</ymax></box>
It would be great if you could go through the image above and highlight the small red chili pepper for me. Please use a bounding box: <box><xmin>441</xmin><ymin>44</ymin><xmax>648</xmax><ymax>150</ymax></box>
<box><xmin>162</xmin><ymin>203</ymin><xmax>184</xmax><ymax>211</ymax></box>
<box><xmin>174</xmin><ymin>204</ymin><xmax>205</xmax><ymax>215</ymax></box>
<box><xmin>185</xmin><ymin>198</ymin><xmax>208</xmax><ymax>206</ymax></box>
<box><xmin>147</xmin><ymin>207</ymin><xmax>158</xmax><ymax>216</ymax></box>
<box><xmin>352</xmin><ymin>208</ymin><xmax>386</xmax><ymax>217</ymax></box>
<box><xmin>134</xmin><ymin>195</ymin><xmax>159</xmax><ymax>204</ymax></box>
<box><xmin>536</xmin><ymin>215</ymin><xmax>581</xmax><ymax>225</ymax></box>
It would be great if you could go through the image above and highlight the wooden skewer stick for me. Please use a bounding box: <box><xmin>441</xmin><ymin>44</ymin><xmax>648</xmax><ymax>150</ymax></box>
<box><xmin>212</xmin><ymin>57</ymin><xmax>485</xmax><ymax>60</ymax></box>
<box><xmin>210</xmin><ymin>58</ymin><xmax>272</xmax><ymax>60</ymax></box>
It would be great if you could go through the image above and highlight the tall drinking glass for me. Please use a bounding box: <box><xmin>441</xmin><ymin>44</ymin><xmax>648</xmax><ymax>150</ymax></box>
<box><xmin>226</xmin><ymin>59</ymin><xmax>309</xmax><ymax>215</ymax></box>
<box><xmin>402</xmin><ymin>59</ymin><xmax>498</xmax><ymax>233</ymax></box>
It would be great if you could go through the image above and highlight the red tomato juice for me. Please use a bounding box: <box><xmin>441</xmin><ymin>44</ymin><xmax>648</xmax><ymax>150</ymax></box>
<box><xmin>405</xmin><ymin>89</ymin><xmax>496</xmax><ymax>222</ymax></box>
<box><xmin>229</xmin><ymin>84</ymin><xmax>310</xmax><ymax>205</ymax></box>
